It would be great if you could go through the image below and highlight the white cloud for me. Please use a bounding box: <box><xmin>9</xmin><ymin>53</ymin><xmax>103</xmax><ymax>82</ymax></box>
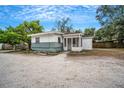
<box><xmin>0</xmin><ymin>5</ymin><xmax>100</xmax><ymax>30</ymax></box>
<box><xmin>13</xmin><ymin>5</ymin><xmax>98</xmax><ymax>21</ymax></box>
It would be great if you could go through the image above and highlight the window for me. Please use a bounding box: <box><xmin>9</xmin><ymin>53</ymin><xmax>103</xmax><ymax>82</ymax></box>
<box><xmin>73</xmin><ymin>38</ymin><xmax>79</xmax><ymax>47</ymax></box>
<box><xmin>58</xmin><ymin>37</ymin><xmax>61</xmax><ymax>43</ymax></box>
<box><xmin>64</xmin><ymin>38</ymin><xmax>66</xmax><ymax>47</ymax></box>
<box><xmin>35</xmin><ymin>37</ymin><xmax>40</xmax><ymax>43</ymax></box>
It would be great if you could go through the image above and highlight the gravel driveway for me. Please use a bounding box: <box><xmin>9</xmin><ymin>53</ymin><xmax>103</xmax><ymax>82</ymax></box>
<box><xmin>0</xmin><ymin>51</ymin><xmax>124</xmax><ymax>88</ymax></box>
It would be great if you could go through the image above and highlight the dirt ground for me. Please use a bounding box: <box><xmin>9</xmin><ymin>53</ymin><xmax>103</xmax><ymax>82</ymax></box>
<box><xmin>0</xmin><ymin>49</ymin><xmax>124</xmax><ymax>88</ymax></box>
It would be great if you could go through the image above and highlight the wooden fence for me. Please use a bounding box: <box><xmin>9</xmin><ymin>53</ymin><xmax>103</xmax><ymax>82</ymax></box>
<box><xmin>93</xmin><ymin>41</ymin><xmax>124</xmax><ymax>48</ymax></box>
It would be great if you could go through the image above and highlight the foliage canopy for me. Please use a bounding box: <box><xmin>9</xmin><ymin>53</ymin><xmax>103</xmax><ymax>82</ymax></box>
<box><xmin>0</xmin><ymin>20</ymin><xmax>44</xmax><ymax>49</ymax></box>
<box><xmin>96</xmin><ymin>5</ymin><xmax>124</xmax><ymax>41</ymax></box>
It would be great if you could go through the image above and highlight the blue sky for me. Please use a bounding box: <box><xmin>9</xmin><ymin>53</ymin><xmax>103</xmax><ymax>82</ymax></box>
<box><xmin>0</xmin><ymin>5</ymin><xmax>100</xmax><ymax>31</ymax></box>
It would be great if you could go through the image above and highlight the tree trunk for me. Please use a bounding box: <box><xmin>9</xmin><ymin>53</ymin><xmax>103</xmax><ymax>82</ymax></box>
<box><xmin>28</xmin><ymin>40</ymin><xmax>31</xmax><ymax>50</ymax></box>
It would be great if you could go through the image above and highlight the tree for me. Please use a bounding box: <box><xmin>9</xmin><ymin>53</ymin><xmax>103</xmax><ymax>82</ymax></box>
<box><xmin>6</xmin><ymin>26</ymin><xmax>15</xmax><ymax>32</ymax></box>
<box><xmin>96</xmin><ymin>6</ymin><xmax>115</xmax><ymax>25</ymax></box>
<box><xmin>22</xmin><ymin>20</ymin><xmax>44</xmax><ymax>34</ymax></box>
<box><xmin>84</xmin><ymin>28</ymin><xmax>95</xmax><ymax>36</ymax></box>
<box><xmin>96</xmin><ymin>5</ymin><xmax>124</xmax><ymax>25</ymax></box>
<box><xmin>0</xmin><ymin>29</ymin><xmax>5</xmax><ymax>43</ymax></box>
<box><xmin>95</xmin><ymin>28</ymin><xmax>106</xmax><ymax>41</ymax></box>
<box><xmin>96</xmin><ymin>5</ymin><xmax>124</xmax><ymax>42</ymax></box>
<box><xmin>0</xmin><ymin>20</ymin><xmax>44</xmax><ymax>50</ymax></box>
<box><xmin>54</xmin><ymin>17</ymin><xmax>73</xmax><ymax>33</ymax></box>
<box><xmin>0</xmin><ymin>31</ymin><xmax>22</xmax><ymax>50</ymax></box>
<box><xmin>0</xmin><ymin>33</ymin><xmax>5</xmax><ymax>43</ymax></box>
<box><xmin>5</xmin><ymin>31</ymin><xmax>21</xmax><ymax>45</ymax></box>
<box><xmin>14</xmin><ymin>20</ymin><xmax>44</xmax><ymax>49</ymax></box>
<box><xmin>0</xmin><ymin>29</ymin><xmax>4</xmax><ymax>34</ymax></box>
<box><xmin>15</xmin><ymin>20</ymin><xmax>43</xmax><ymax>34</ymax></box>
<box><xmin>75</xmin><ymin>29</ymin><xmax>82</xmax><ymax>33</ymax></box>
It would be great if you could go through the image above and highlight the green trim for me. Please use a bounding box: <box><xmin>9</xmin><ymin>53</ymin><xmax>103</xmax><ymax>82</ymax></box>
<box><xmin>31</xmin><ymin>42</ymin><xmax>63</xmax><ymax>52</ymax></box>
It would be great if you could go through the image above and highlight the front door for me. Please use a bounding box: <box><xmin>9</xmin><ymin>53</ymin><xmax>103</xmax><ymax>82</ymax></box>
<box><xmin>67</xmin><ymin>38</ymin><xmax>71</xmax><ymax>51</ymax></box>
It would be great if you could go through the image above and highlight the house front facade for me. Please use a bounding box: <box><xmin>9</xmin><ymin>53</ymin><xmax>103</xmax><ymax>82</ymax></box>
<box><xmin>29</xmin><ymin>32</ymin><xmax>93</xmax><ymax>52</ymax></box>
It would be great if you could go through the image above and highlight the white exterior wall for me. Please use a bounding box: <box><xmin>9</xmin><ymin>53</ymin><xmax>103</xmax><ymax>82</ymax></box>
<box><xmin>63</xmin><ymin>47</ymin><xmax>67</xmax><ymax>51</ymax></box>
<box><xmin>63</xmin><ymin>37</ymin><xmax>82</xmax><ymax>52</ymax></box>
<box><xmin>31</xmin><ymin>37</ymin><xmax>35</xmax><ymax>43</ymax></box>
<box><xmin>30</xmin><ymin>32</ymin><xmax>93</xmax><ymax>51</ymax></box>
<box><xmin>71</xmin><ymin>36</ymin><xmax>82</xmax><ymax>51</ymax></box>
<box><xmin>71</xmin><ymin>47</ymin><xmax>82</xmax><ymax>51</ymax></box>
<box><xmin>63</xmin><ymin>37</ymin><xmax>93</xmax><ymax>51</ymax></box>
<box><xmin>31</xmin><ymin>34</ymin><xmax>62</xmax><ymax>43</ymax></box>
<box><xmin>63</xmin><ymin>46</ymin><xmax>67</xmax><ymax>51</ymax></box>
<box><xmin>63</xmin><ymin>38</ymin><xmax>67</xmax><ymax>51</ymax></box>
<box><xmin>82</xmin><ymin>38</ymin><xmax>92</xmax><ymax>50</ymax></box>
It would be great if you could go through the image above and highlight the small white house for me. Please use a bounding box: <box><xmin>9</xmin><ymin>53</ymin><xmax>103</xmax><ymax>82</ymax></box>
<box><xmin>29</xmin><ymin>32</ymin><xmax>93</xmax><ymax>52</ymax></box>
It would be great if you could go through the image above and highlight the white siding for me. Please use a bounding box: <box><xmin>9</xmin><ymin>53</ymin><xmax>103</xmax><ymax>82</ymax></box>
<box><xmin>71</xmin><ymin>47</ymin><xmax>82</xmax><ymax>51</ymax></box>
<box><xmin>82</xmin><ymin>38</ymin><xmax>92</xmax><ymax>50</ymax></box>
<box><xmin>63</xmin><ymin>38</ymin><xmax>82</xmax><ymax>51</ymax></box>
<box><xmin>31</xmin><ymin>34</ymin><xmax>62</xmax><ymax>43</ymax></box>
<box><xmin>63</xmin><ymin>47</ymin><xmax>67</xmax><ymax>51</ymax></box>
<box><xmin>30</xmin><ymin>32</ymin><xmax>93</xmax><ymax>51</ymax></box>
<box><xmin>31</xmin><ymin>37</ymin><xmax>35</xmax><ymax>43</ymax></box>
<box><xmin>63</xmin><ymin>38</ymin><xmax>67</xmax><ymax>51</ymax></box>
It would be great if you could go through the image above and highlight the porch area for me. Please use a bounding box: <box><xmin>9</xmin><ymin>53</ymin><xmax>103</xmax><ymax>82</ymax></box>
<box><xmin>63</xmin><ymin>33</ymin><xmax>83</xmax><ymax>51</ymax></box>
